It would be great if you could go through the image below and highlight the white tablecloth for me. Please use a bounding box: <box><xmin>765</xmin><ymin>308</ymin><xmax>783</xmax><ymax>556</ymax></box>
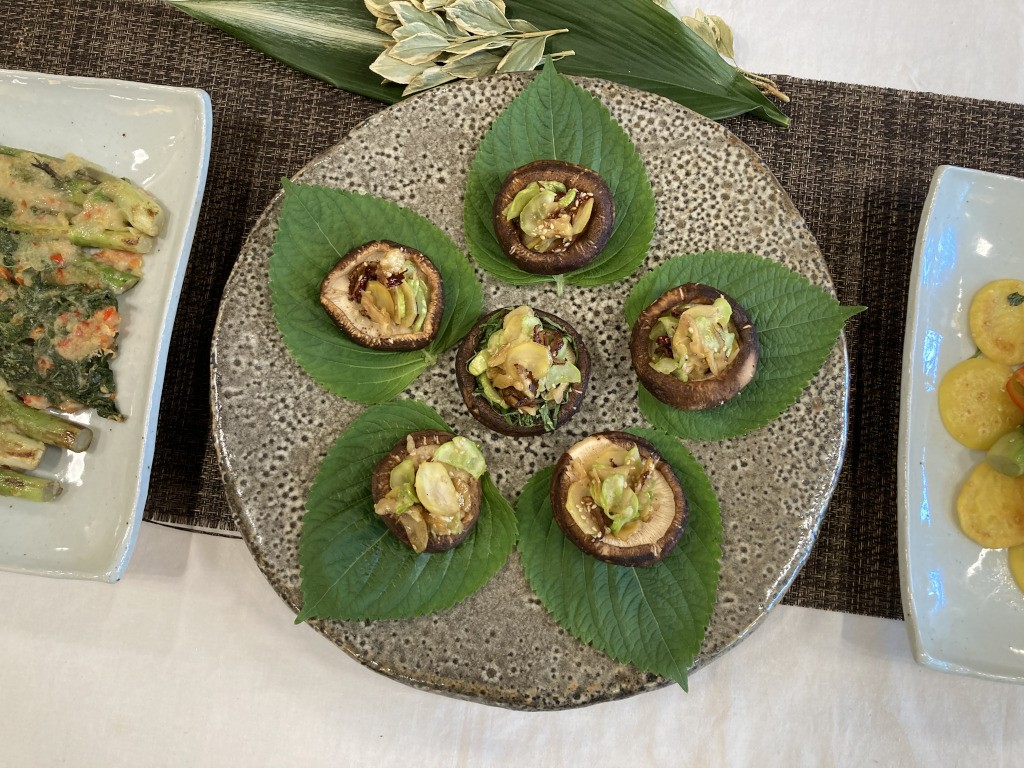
<box><xmin>3</xmin><ymin>2</ymin><xmax>1023</xmax><ymax>765</ymax></box>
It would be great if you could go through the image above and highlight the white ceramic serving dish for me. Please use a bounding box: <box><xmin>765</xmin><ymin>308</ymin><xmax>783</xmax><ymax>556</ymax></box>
<box><xmin>898</xmin><ymin>165</ymin><xmax>1024</xmax><ymax>682</ymax></box>
<box><xmin>0</xmin><ymin>70</ymin><xmax>212</xmax><ymax>581</ymax></box>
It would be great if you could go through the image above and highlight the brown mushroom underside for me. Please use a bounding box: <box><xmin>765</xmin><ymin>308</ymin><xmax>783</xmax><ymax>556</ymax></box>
<box><xmin>629</xmin><ymin>283</ymin><xmax>759</xmax><ymax>410</ymax></box>
<box><xmin>550</xmin><ymin>431</ymin><xmax>687</xmax><ymax>567</ymax></box>
<box><xmin>492</xmin><ymin>160</ymin><xmax>614</xmax><ymax>275</ymax></box>
<box><xmin>371</xmin><ymin>430</ymin><xmax>482</xmax><ymax>553</ymax></box>
<box><xmin>319</xmin><ymin>240</ymin><xmax>444</xmax><ymax>352</ymax></box>
<box><xmin>455</xmin><ymin>307</ymin><xmax>591</xmax><ymax>437</ymax></box>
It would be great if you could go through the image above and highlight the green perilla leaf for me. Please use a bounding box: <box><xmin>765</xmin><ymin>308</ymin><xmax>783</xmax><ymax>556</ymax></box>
<box><xmin>626</xmin><ymin>252</ymin><xmax>865</xmax><ymax>440</ymax></box>
<box><xmin>297</xmin><ymin>400</ymin><xmax>517</xmax><ymax>623</ymax></box>
<box><xmin>516</xmin><ymin>428</ymin><xmax>722</xmax><ymax>691</ymax></box>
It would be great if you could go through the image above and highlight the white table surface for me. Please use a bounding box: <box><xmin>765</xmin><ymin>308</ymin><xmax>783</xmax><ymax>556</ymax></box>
<box><xmin>4</xmin><ymin>2</ymin><xmax>1024</xmax><ymax>766</ymax></box>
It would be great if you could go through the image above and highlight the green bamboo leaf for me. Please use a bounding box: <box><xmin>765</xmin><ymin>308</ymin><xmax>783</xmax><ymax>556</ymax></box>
<box><xmin>516</xmin><ymin>428</ymin><xmax>722</xmax><ymax>690</ymax></box>
<box><xmin>297</xmin><ymin>400</ymin><xmax>518</xmax><ymax>622</ymax></box>
<box><xmin>625</xmin><ymin>252</ymin><xmax>864</xmax><ymax>440</ymax></box>
<box><xmin>505</xmin><ymin>0</ymin><xmax>788</xmax><ymax>125</ymax></box>
<box><xmin>167</xmin><ymin>0</ymin><xmax>403</xmax><ymax>103</ymax></box>
<box><xmin>168</xmin><ymin>0</ymin><xmax>787</xmax><ymax>123</ymax></box>
<box><xmin>269</xmin><ymin>180</ymin><xmax>483</xmax><ymax>404</ymax></box>
<box><xmin>464</xmin><ymin>60</ymin><xmax>655</xmax><ymax>289</ymax></box>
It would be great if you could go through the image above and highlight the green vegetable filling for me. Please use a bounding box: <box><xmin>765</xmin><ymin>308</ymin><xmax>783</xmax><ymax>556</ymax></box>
<box><xmin>649</xmin><ymin>297</ymin><xmax>737</xmax><ymax>382</ymax></box>
<box><xmin>501</xmin><ymin>180</ymin><xmax>594</xmax><ymax>253</ymax></box>
<box><xmin>566</xmin><ymin>443</ymin><xmax>658</xmax><ymax>538</ymax></box>
<box><xmin>373</xmin><ymin>436</ymin><xmax>487</xmax><ymax>553</ymax></box>
<box><xmin>468</xmin><ymin>306</ymin><xmax>581</xmax><ymax>432</ymax></box>
<box><xmin>352</xmin><ymin>252</ymin><xmax>431</xmax><ymax>333</ymax></box>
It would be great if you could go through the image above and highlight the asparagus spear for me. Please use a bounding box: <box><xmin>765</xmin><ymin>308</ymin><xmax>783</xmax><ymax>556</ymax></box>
<box><xmin>1</xmin><ymin>145</ymin><xmax>164</xmax><ymax>236</ymax></box>
<box><xmin>53</xmin><ymin>255</ymin><xmax>139</xmax><ymax>293</ymax></box>
<box><xmin>0</xmin><ymin>227</ymin><xmax>140</xmax><ymax>294</ymax></box>
<box><xmin>0</xmin><ymin>467</ymin><xmax>61</xmax><ymax>502</ymax></box>
<box><xmin>0</xmin><ymin>390</ymin><xmax>93</xmax><ymax>452</ymax></box>
<box><xmin>0</xmin><ymin>212</ymin><xmax>153</xmax><ymax>253</ymax></box>
<box><xmin>0</xmin><ymin>427</ymin><xmax>46</xmax><ymax>471</ymax></box>
<box><xmin>90</xmin><ymin>179</ymin><xmax>165</xmax><ymax>237</ymax></box>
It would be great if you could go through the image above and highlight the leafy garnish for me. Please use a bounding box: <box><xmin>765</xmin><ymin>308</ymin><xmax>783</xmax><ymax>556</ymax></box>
<box><xmin>169</xmin><ymin>0</ymin><xmax>788</xmax><ymax>124</ymax></box>
<box><xmin>467</xmin><ymin>306</ymin><xmax>577</xmax><ymax>431</ymax></box>
<box><xmin>516</xmin><ymin>427</ymin><xmax>722</xmax><ymax>690</ymax></box>
<box><xmin>625</xmin><ymin>252</ymin><xmax>865</xmax><ymax>440</ymax></box>
<box><xmin>269</xmin><ymin>180</ymin><xmax>483</xmax><ymax>403</ymax></box>
<box><xmin>1008</xmin><ymin>292</ymin><xmax>1024</xmax><ymax>307</ymax></box>
<box><xmin>464</xmin><ymin>59</ymin><xmax>655</xmax><ymax>290</ymax></box>
<box><xmin>538</xmin><ymin>400</ymin><xmax>560</xmax><ymax>431</ymax></box>
<box><xmin>296</xmin><ymin>400</ymin><xmax>517</xmax><ymax>622</ymax></box>
<box><xmin>680</xmin><ymin>8</ymin><xmax>789</xmax><ymax>103</ymax></box>
<box><xmin>367</xmin><ymin>0</ymin><xmax>574</xmax><ymax>95</ymax></box>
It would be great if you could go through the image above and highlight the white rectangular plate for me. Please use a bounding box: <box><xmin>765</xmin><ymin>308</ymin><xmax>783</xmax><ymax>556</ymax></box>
<box><xmin>0</xmin><ymin>70</ymin><xmax>211</xmax><ymax>581</ymax></box>
<box><xmin>898</xmin><ymin>165</ymin><xmax>1024</xmax><ymax>682</ymax></box>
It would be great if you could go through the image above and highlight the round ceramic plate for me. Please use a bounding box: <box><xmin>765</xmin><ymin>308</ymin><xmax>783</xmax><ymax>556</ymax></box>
<box><xmin>211</xmin><ymin>74</ymin><xmax>849</xmax><ymax>710</ymax></box>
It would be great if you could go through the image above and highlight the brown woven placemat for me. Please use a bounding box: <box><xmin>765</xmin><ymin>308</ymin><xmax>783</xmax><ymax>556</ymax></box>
<box><xmin>5</xmin><ymin>1</ymin><xmax>1024</xmax><ymax>621</ymax></box>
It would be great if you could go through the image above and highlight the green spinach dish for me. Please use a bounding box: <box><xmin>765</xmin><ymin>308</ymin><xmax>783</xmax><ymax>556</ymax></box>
<box><xmin>0</xmin><ymin>146</ymin><xmax>165</xmax><ymax>501</ymax></box>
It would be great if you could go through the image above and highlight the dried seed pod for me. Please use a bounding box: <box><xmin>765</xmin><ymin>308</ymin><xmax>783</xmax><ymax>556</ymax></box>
<box><xmin>550</xmin><ymin>431</ymin><xmax>687</xmax><ymax>567</ymax></box>
<box><xmin>319</xmin><ymin>240</ymin><xmax>443</xmax><ymax>351</ymax></box>
<box><xmin>630</xmin><ymin>283</ymin><xmax>759</xmax><ymax>410</ymax></box>
<box><xmin>493</xmin><ymin>160</ymin><xmax>614</xmax><ymax>274</ymax></box>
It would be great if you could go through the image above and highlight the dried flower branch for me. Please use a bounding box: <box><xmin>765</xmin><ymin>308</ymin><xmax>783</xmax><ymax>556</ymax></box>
<box><xmin>367</xmin><ymin>0</ymin><xmax>574</xmax><ymax>96</ymax></box>
<box><xmin>672</xmin><ymin>6</ymin><xmax>790</xmax><ymax>103</ymax></box>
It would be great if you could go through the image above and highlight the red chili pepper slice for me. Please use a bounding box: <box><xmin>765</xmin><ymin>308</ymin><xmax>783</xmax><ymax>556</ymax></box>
<box><xmin>1007</xmin><ymin>367</ymin><xmax>1024</xmax><ymax>413</ymax></box>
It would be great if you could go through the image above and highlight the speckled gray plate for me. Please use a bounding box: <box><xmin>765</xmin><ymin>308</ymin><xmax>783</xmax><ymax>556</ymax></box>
<box><xmin>211</xmin><ymin>74</ymin><xmax>849</xmax><ymax>710</ymax></box>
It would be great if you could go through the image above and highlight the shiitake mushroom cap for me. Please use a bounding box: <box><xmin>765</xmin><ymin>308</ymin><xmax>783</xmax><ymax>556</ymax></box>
<box><xmin>454</xmin><ymin>307</ymin><xmax>591</xmax><ymax>437</ymax></box>
<box><xmin>370</xmin><ymin>430</ymin><xmax>482</xmax><ymax>553</ymax></box>
<box><xmin>492</xmin><ymin>160</ymin><xmax>614</xmax><ymax>275</ymax></box>
<box><xmin>319</xmin><ymin>240</ymin><xmax>444</xmax><ymax>351</ymax></box>
<box><xmin>629</xmin><ymin>283</ymin><xmax>759</xmax><ymax>411</ymax></box>
<box><xmin>550</xmin><ymin>431</ymin><xmax>687</xmax><ymax>567</ymax></box>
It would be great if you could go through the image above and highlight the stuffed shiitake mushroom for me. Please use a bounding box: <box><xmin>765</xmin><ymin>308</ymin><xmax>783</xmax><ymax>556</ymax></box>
<box><xmin>371</xmin><ymin>430</ymin><xmax>487</xmax><ymax>554</ymax></box>
<box><xmin>455</xmin><ymin>306</ymin><xmax>590</xmax><ymax>436</ymax></box>
<box><xmin>550</xmin><ymin>431</ymin><xmax>687</xmax><ymax>567</ymax></box>
<box><xmin>320</xmin><ymin>240</ymin><xmax>444</xmax><ymax>351</ymax></box>
<box><xmin>630</xmin><ymin>283</ymin><xmax>759</xmax><ymax>410</ymax></box>
<box><xmin>493</xmin><ymin>160</ymin><xmax>614</xmax><ymax>274</ymax></box>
